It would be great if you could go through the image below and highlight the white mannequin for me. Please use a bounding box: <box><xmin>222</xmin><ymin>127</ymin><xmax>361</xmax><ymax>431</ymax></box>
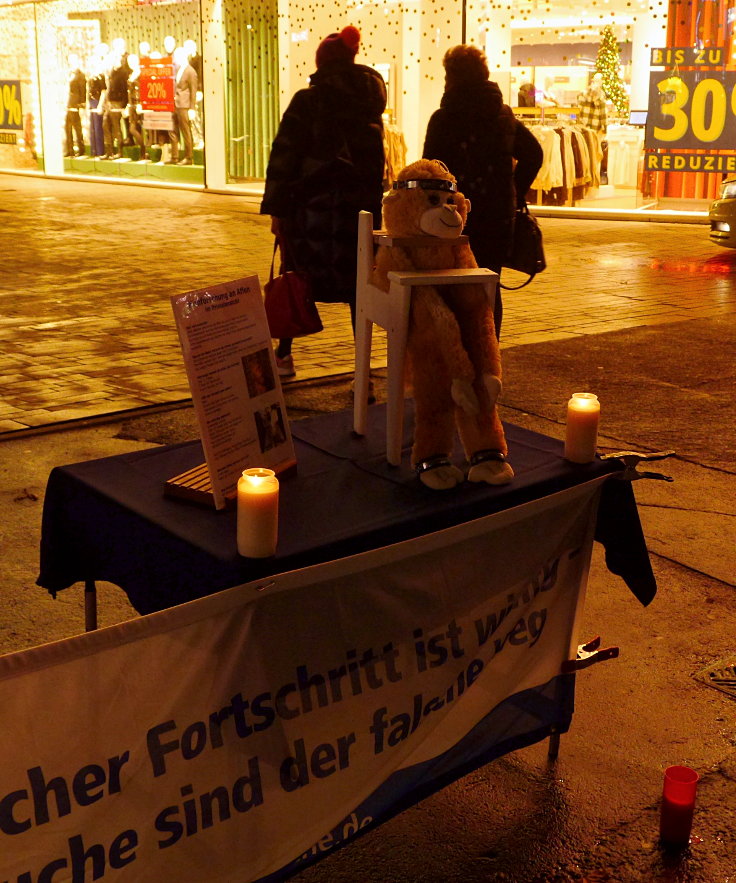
<box><xmin>590</xmin><ymin>72</ymin><xmax>604</xmax><ymax>98</ymax></box>
<box><xmin>124</xmin><ymin>53</ymin><xmax>145</xmax><ymax>155</ymax></box>
<box><xmin>101</xmin><ymin>42</ymin><xmax>129</xmax><ymax>159</ymax></box>
<box><xmin>111</xmin><ymin>37</ymin><xmax>127</xmax><ymax>63</ymax></box>
<box><xmin>91</xmin><ymin>42</ymin><xmax>108</xmax><ymax>74</ymax></box>
<box><xmin>182</xmin><ymin>38</ymin><xmax>201</xmax><ymax>93</ymax></box>
<box><xmin>173</xmin><ymin>46</ymin><xmax>196</xmax><ymax>120</ymax></box>
<box><xmin>88</xmin><ymin>43</ymin><xmax>109</xmax><ymax>155</ymax></box>
<box><xmin>128</xmin><ymin>53</ymin><xmax>140</xmax><ymax>83</ymax></box>
<box><xmin>169</xmin><ymin>45</ymin><xmax>197</xmax><ymax>164</ymax></box>
<box><xmin>64</xmin><ymin>53</ymin><xmax>86</xmax><ymax>156</ymax></box>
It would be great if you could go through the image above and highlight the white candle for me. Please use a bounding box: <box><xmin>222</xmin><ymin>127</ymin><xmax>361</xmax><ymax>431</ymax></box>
<box><xmin>564</xmin><ymin>393</ymin><xmax>600</xmax><ymax>463</ymax></box>
<box><xmin>237</xmin><ymin>468</ymin><xmax>279</xmax><ymax>558</ymax></box>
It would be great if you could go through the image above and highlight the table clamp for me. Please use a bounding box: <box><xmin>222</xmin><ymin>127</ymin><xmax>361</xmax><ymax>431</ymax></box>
<box><xmin>549</xmin><ymin>637</ymin><xmax>620</xmax><ymax>760</ymax></box>
<box><xmin>561</xmin><ymin>636</ymin><xmax>619</xmax><ymax>673</ymax></box>
<box><xmin>599</xmin><ymin>449</ymin><xmax>676</xmax><ymax>482</ymax></box>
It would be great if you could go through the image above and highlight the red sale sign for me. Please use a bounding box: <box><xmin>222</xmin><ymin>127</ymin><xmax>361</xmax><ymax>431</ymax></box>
<box><xmin>139</xmin><ymin>57</ymin><xmax>175</xmax><ymax>112</ymax></box>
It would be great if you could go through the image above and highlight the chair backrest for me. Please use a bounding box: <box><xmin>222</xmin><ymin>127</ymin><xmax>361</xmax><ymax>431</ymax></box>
<box><xmin>357</xmin><ymin>210</ymin><xmax>375</xmax><ymax>288</ymax></box>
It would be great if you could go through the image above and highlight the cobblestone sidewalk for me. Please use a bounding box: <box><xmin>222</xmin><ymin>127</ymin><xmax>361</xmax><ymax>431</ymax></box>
<box><xmin>1</xmin><ymin>172</ymin><xmax>733</xmax><ymax>433</ymax></box>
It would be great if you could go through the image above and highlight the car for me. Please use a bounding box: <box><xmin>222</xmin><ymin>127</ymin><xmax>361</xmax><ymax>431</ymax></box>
<box><xmin>709</xmin><ymin>178</ymin><xmax>736</xmax><ymax>247</ymax></box>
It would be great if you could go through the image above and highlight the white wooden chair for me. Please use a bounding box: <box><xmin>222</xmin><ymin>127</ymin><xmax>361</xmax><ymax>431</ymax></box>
<box><xmin>353</xmin><ymin>210</ymin><xmax>498</xmax><ymax>466</ymax></box>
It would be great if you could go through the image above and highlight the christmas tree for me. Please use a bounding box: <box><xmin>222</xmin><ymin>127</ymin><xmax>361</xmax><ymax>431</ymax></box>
<box><xmin>595</xmin><ymin>25</ymin><xmax>629</xmax><ymax>117</ymax></box>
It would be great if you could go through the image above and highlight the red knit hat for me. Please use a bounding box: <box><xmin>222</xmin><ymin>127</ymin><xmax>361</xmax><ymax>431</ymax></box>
<box><xmin>315</xmin><ymin>26</ymin><xmax>360</xmax><ymax>68</ymax></box>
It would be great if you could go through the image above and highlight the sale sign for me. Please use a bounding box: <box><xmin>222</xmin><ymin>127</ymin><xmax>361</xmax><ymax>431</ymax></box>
<box><xmin>645</xmin><ymin>69</ymin><xmax>736</xmax><ymax>152</ymax></box>
<box><xmin>0</xmin><ymin>80</ymin><xmax>23</xmax><ymax>131</ymax></box>
<box><xmin>139</xmin><ymin>57</ymin><xmax>175</xmax><ymax>113</ymax></box>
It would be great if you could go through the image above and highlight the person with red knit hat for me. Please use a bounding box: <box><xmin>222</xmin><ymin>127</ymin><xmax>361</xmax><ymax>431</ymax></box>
<box><xmin>261</xmin><ymin>26</ymin><xmax>386</xmax><ymax>378</ymax></box>
<box><xmin>315</xmin><ymin>25</ymin><xmax>361</xmax><ymax>68</ymax></box>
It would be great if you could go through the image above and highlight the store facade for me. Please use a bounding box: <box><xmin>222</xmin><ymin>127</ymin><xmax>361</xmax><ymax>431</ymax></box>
<box><xmin>0</xmin><ymin>0</ymin><xmax>733</xmax><ymax>214</ymax></box>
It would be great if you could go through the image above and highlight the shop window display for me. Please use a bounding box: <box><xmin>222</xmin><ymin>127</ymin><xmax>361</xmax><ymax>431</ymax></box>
<box><xmin>0</xmin><ymin>4</ymin><xmax>42</xmax><ymax>171</ymax></box>
<box><xmin>2</xmin><ymin>0</ymin><xmax>733</xmax><ymax>214</ymax></box>
<box><xmin>0</xmin><ymin>0</ymin><xmax>205</xmax><ymax>183</ymax></box>
<box><xmin>223</xmin><ymin>0</ymin><xmax>279</xmax><ymax>181</ymax></box>
<box><xmin>508</xmin><ymin>5</ymin><xmax>647</xmax><ymax>209</ymax></box>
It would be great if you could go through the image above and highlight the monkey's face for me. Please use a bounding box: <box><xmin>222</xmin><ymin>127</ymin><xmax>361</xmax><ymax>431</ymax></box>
<box><xmin>383</xmin><ymin>184</ymin><xmax>470</xmax><ymax>239</ymax></box>
<box><xmin>418</xmin><ymin>188</ymin><xmax>469</xmax><ymax>239</ymax></box>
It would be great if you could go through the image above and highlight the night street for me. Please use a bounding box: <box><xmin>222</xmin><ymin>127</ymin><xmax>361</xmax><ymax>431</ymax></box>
<box><xmin>1</xmin><ymin>171</ymin><xmax>734</xmax><ymax>882</ymax></box>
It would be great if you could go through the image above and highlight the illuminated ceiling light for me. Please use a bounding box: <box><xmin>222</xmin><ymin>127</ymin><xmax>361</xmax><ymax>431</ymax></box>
<box><xmin>511</xmin><ymin>13</ymin><xmax>636</xmax><ymax>30</ymax></box>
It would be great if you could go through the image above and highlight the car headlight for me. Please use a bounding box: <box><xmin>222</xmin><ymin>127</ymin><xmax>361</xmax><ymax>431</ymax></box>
<box><xmin>719</xmin><ymin>180</ymin><xmax>736</xmax><ymax>200</ymax></box>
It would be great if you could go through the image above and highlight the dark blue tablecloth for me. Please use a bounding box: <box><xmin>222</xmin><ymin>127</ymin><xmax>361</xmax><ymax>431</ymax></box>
<box><xmin>37</xmin><ymin>405</ymin><xmax>656</xmax><ymax>615</ymax></box>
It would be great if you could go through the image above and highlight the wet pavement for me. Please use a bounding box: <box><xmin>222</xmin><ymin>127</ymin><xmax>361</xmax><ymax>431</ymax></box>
<box><xmin>1</xmin><ymin>171</ymin><xmax>735</xmax><ymax>882</ymax></box>
<box><xmin>1</xmin><ymin>171</ymin><xmax>733</xmax><ymax>434</ymax></box>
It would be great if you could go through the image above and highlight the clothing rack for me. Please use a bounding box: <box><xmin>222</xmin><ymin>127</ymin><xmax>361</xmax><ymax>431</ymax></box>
<box><xmin>512</xmin><ymin>105</ymin><xmax>581</xmax><ymax>124</ymax></box>
<box><xmin>522</xmin><ymin>117</ymin><xmax>600</xmax><ymax>206</ymax></box>
<box><xmin>383</xmin><ymin>122</ymin><xmax>407</xmax><ymax>190</ymax></box>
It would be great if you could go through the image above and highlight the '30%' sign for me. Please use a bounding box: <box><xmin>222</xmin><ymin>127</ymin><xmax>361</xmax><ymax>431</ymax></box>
<box><xmin>646</xmin><ymin>70</ymin><xmax>736</xmax><ymax>151</ymax></box>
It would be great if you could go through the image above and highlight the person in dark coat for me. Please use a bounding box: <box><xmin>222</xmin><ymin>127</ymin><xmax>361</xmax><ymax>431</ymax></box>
<box><xmin>260</xmin><ymin>26</ymin><xmax>386</xmax><ymax>377</ymax></box>
<box><xmin>423</xmin><ymin>44</ymin><xmax>542</xmax><ymax>337</ymax></box>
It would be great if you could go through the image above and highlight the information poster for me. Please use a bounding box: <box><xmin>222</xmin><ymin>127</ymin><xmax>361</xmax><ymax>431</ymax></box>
<box><xmin>171</xmin><ymin>276</ymin><xmax>295</xmax><ymax>509</ymax></box>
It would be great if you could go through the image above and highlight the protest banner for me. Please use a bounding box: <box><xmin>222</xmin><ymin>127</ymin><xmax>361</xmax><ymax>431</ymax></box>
<box><xmin>1</xmin><ymin>481</ymin><xmax>602</xmax><ymax>882</ymax></box>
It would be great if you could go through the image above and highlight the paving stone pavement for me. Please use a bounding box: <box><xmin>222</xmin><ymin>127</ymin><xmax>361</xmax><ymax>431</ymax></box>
<box><xmin>1</xmin><ymin>172</ymin><xmax>734</xmax><ymax>434</ymax></box>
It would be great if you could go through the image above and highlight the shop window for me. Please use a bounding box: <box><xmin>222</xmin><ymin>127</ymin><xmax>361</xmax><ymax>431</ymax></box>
<box><xmin>224</xmin><ymin>0</ymin><xmax>279</xmax><ymax>181</ymax></box>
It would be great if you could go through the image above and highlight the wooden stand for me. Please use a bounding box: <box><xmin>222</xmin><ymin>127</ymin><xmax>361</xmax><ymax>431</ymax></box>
<box><xmin>164</xmin><ymin>458</ymin><xmax>297</xmax><ymax>509</ymax></box>
<box><xmin>374</xmin><ymin>232</ymin><xmax>469</xmax><ymax>248</ymax></box>
<box><xmin>164</xmin><ymin>462</ymin><xmax>233</xmax><ymax>509</ymax></box>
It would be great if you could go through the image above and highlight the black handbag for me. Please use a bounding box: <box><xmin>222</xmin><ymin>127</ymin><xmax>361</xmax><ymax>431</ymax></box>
<box><xmin>500</xmin><ymin>204</ymin><xmax>546</xmax><ymax>290</ymax></box>
<box><xmin>263</xmin><ymin>240</ymin><xmax>323</xmax><ymax>339</ymax></box>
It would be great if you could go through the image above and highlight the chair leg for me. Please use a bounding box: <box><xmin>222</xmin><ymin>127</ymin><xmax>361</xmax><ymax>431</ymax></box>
<box><xmin>353</xmin><ymin>312</ymin><xmax>373</xmax><ymax>436</ymax></box>
<box><xmin>385</xmin><ymin>290</ymin><xmax>410</xmax><ymax>466</ymax></box>
<box><xmin>386</xmin><ymin>348</ymin><xmax>404</xmax><ymax>466</ymax></box>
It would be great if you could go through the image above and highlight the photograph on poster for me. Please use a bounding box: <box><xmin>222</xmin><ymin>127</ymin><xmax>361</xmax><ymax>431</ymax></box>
<box><xmin>255</xmin><ymin>404</ymin><xmax>288</xmax><ymax>453</ymax></box>
<box><xmin>242</xmin><ymin>348</ymin><xmax>277</xmax><ymax>399</ymax></box>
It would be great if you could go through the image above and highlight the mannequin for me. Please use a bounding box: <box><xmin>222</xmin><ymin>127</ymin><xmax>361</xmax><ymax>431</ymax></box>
<box><xmin>64</xmin><ymin>53</ymin><xmax>86</xmax><ymax>157</ymax></box>
<box><xmin>101</xmin><ymin>46</ymin><xmax>130</xmax><ymax>159</ymax></box>
<box><xmin>164</xmin><ymin>35</ymin><xmax>177</xmax><ymax>61</ymax></box>
<box><xmin>578</xmin><ymin>73</ymin><xmax>608</xmax><ymax>133</ymax></box>
<box><xmin>183</xmin><ymin>38</ymin><xmax>203</xmax><ymax>149</ymax></box>
<box><xmin>124</xmin><ymin>54</ymin><xmax>145</xmax><ymax>157</ymax></box>
<box><xmin>168</xmin><ymin>45</ymin><xmax>197</xmax><ymax>165</ymax></box>
<box><xmin>578</xmin><ymin>73</ymin><xmax>608</xmax><ymax>183</ymax></box>
<box><xmin>87</xmin><ymin>44</ymin><xmax>108</xmax><ymax>157</ymax></box>
<box><xmin>183</xmin><ymin>38</ymin><xmax>202</xmax><ymax>86</ymax></box>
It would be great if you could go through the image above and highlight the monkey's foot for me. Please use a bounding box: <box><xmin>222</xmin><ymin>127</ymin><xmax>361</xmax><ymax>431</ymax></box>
<box><xmin>415</xmin><ymin>455</ymin><xmax>465</xmax><ymax>490</ymax></box>
<box><xmin>467</xmin><ymin>449</ymin><xmax>514</xmax><ymax>485</ymax></box>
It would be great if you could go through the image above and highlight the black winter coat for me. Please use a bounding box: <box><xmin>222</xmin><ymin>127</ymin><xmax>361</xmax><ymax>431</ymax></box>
<box><xmin>423</xmin><ymin>80</ymin><xmax>542</xmax><ymax>273</ymax></box>
<box><xmin>261</xmin><ymin>62</ymin><xmax>386</xmax><ymax>305</ymax></box>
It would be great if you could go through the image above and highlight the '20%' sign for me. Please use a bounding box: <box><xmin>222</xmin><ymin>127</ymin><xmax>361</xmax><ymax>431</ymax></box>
<box><xmin>646</xmin><ymin>70</ymin><xmax>736</xmax><ymax>151</ymax></box>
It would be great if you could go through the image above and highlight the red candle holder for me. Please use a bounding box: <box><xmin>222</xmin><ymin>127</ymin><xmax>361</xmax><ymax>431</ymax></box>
<box><xmin>659</xmin><ymin>765</ymin><xmax>699</xmax><ymax>848</ymax></box>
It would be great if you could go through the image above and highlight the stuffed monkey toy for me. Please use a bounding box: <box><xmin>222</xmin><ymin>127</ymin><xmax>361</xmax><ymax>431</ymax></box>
<box><xmin>373</xmin><ymin>158</ymin><xmax>514</xmax><ymax>491</ymax></box>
